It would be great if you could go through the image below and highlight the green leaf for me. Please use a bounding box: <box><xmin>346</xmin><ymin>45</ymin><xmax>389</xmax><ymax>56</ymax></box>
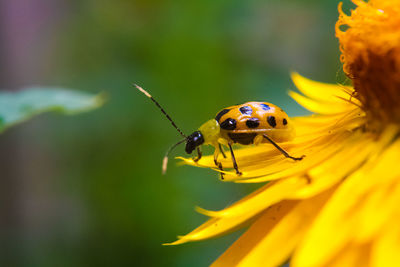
<box><xmin>0</xmin><ymin>87</ymin><xmax>105</xmax><ymax>132</ymax></box>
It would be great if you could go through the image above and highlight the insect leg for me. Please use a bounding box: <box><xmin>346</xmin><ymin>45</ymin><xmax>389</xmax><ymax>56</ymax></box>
<box><xmin>219</xmin><ymin>144</ymin><xmax>227</xmax><ymax>158</ymax></box>
<box><xmin>213</xmin><ymin>148</ymin><xmax>225</xmax><ymax>180</ymax></box>
<box><xmin>262</xmin><ymin>134</ymin><xmax>304</xmax><ymax>160</ymax></box>
<box><xmin>193</xmin><ymin>147</ymin><xmax>202</xmax><ymax>162</ymax></box>
<box><xmin>228</xmin><ymin>143</ymin><xmax>242</xmax><ymax>176</ymax></box>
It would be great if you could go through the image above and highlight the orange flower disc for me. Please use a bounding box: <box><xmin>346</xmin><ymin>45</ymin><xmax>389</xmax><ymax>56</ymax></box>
<box><xmin>336</xmin><ymin>0</ymin><xmax>400</xmax><ymax>127</ymax></box>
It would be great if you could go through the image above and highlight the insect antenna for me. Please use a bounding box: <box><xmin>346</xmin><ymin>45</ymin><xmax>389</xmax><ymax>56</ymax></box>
<box><xmin>162</xmin><ymin>138</ymin><xmax>186</xmax><ymax>174</ymax></box>
<box><xmin>134</xmin><ymin>84</ymin><xmax>187</xmax><ymax>138</ymax></box>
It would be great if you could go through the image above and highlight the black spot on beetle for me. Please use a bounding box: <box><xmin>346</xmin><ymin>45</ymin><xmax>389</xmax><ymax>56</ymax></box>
<box><xmin>267</xmin><ymin>116</ymin><xmax>277</xmax><ymax>127</ymax></box>
<box><xmin>260</xmin><ymin>103</ymin><xmax>271</xmax><ymax>111</ymax></box>
<box><xmin>239</xmin><ymin>106</ymin><xmax>252</xmax><ymax>115</ymax></box>
<box><xmin>283</xmin><ymin>118</ymin><xmax>288</xmax><ymax>125</ymax></box>
<box><xmin>246</xmin><ymin>118</ymin><xmax>259</xmax><ymax>128</ymax></box>
<box><xmin>220</xmin><ymin>118</ymin><xmax>237</xmax><ymax>130</ymax></box>
<box><xmin>215</xmin><ymin>109</ymin><xmax>230</xmax><ymax>122</ymax></box>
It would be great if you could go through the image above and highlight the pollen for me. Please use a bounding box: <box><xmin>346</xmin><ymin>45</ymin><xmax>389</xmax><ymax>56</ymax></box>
<box><xmin>336</xmin><ymin>0</ymin><xmax>400</xmax><ymax>127</ymax></box>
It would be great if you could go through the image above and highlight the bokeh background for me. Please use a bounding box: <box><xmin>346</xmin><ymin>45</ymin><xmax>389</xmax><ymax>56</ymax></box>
<box><xmin>0</xmin><ymin>0</ymin><xmax>353</xmax><ymax>266</ymax></box>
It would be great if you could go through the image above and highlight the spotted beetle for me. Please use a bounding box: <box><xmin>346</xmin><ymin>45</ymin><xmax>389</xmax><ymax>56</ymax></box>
<box><xmin>135</xmin><ymin>85</ymin><xmax>303</xmax><ymax>177</ymax></box>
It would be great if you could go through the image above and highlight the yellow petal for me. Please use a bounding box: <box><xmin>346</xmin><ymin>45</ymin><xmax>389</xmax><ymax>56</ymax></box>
<box><xmin>164</xmin><ymin>177</ymin><xmax>309</xmax><ymax>245</ymax></box>
<box><xmin>323</xmin><ymin>243</ymin><xmax>371</xmax><ymax>267</ymax></box>
<box><xmin>210</xmin><ymin>200</ymin><xmax>297</xmax><ymax>267</ymax></box>
<box><xmin>292</xmin><ymin>169</ymin><xmax>367</xmax><ymax>265</ymax></box>
<box><xmin>199</xmin><ymin>177</ymin><xmax>307</xmax><ymax>218</ymax></box>
<box><xmin>212</xmin><ymin>187</ymin><xmax>335</xmax><ymax>267</ymax></box>
<box><xmin>293</xmin><ymin>109</ymin><xmax>365</xmax><ymax>137</ymax></box>
<box><xmin>354</xmin><ymin>181</ymin><xmax>400</xmax><ymax>243</ymax></box>
<box><xmin>291</xmin><ymin>72</ymin><xmax>353</xmax><ymax>102</ymax></box>
<box><xmin>372</xmin><ymin>221</ymin><xmax>400</xmax><ymax>267</ymax></box>
<box><xmin>234</xmin><ymin>132</ymin><xmax>350</xmax><ymax>183</ymax></box>
<box><xmin>291</xmin><ymin>136</ymin><xmax>374</xmax><ymax>199</ymax></box>
<box><xmin>289</xmin><ymin>91</ymin><xmax>353</xmax><ymax>114</ymax></box>
<box><xmin>351</xmin><ymin>138</ymin><xmax>400</xmax><ymax>242</ymax></box>
<box><xmin>292</xmin><ymin>130</ymin><xmax>399</xmax><ymax>267</ymax></box>
<box><xmin>233</xmin><ymin>126</ymin><xmax>366</xmax><ymax>183</ymax></box>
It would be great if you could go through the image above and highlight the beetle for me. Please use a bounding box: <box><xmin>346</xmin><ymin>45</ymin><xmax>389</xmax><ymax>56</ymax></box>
<box><xmin>135</xmin><ymin>85</ymin><xmax>303</xmax><ymax>177</ymax></box>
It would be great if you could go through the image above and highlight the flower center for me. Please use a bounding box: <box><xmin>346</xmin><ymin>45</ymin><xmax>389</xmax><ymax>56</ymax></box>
<box><xmin>336</xmin><ymin>0</ymin><xmax>400</xmax><ymax>129</ymax></box>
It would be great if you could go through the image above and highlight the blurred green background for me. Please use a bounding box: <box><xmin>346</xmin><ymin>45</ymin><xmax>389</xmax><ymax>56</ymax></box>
<box><xmin>0</xmin><ymin>0</ymin><xmax>352</xmax><ymax>266</ymax></box>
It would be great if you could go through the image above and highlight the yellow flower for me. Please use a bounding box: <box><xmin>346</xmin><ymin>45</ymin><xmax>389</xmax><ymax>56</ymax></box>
<box><xmin>167</xmin><ymin>0</ymin><xmax>400</xmax><ymax>266</ymax></box>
